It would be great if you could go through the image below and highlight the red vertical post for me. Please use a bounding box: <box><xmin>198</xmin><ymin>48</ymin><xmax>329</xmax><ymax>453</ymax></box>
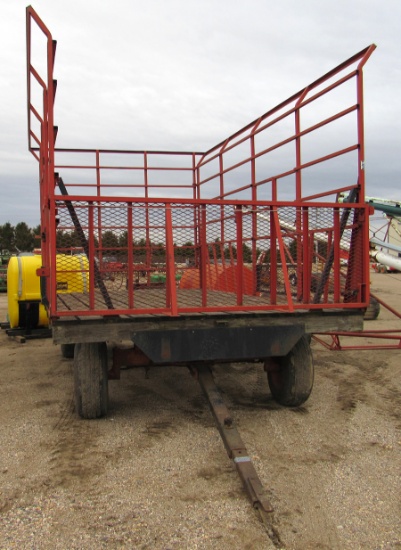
<box><xmin>48</xmin><ymin>180</ymin><xmax>57</xmax><ymax>315</ymax></box>
<box><xmin>361</xmin><ymin>205</ymin><xmax>370</xmax><ymax>305</ymax></box>
<box><xmin>165</xmin><ymin>205</ymin><xmax>178</xmax><ymax>315</ymax></box>
<box><xmin>219</xmin><ymin>145</ymin><xmax>226</xmax><ymax>246</ymax></box>
<box><xmin>333</xmin><ymin>208</ymin><xmax>341</xmax><ymax>303</ymax></box>
<box><xmin>302</xmin><ymin>207</ymin><xmax>310</xmax><ymax>304</ymax></box>
<box><xmin>200</xmin><ymin>205</ymin><xmax>208</xmax><ymax>307</ymax></box>
<box><xmin>235</xmin><ymin>206</ymin><xmax>244</xmax><ymax>305</ymax></box>
<box><xmin>194</xmin><ymin>161</ymin><xmax>202</xmax><ymax>268</ymax></box>
<box><xmin>88</xmin><ymin>202</ymin><xmax>95</xmax><ymax>310</ymax></box>
<box><xmin>356</xmin><ymin>66</ymin><xmax>367</xmax><ymax>302</ymax></box>
<box><xmin>294</xmin><ymin>90</ymin><xmax>308</xmax><ymax>304</ymax></box>
<box><xmin>192</xmin><ymin>153</ymin><xmax>197</xmax><ymax>200</ymax></box>
<box><xmin>143</xmin><ymin>153</ymin><xmax>152</xmax><ymax>276</ymax></box>
<box><xmin>46</xmin><ymin>15</ymin><xmax>56</xmax><ymax>317</ymax></box>
<box><xmin>96</xmin><ymin>150</ymin><xmax>101</xmax><ymax>194</ymax></box>
<box><xmin>353</xmin><ymin>45</ymin><xmax>376</xmax><ymax>305</ymax></box>
<box><xmin>250</xmin><ymin>134</ymin><xmax>258</xmax><ymax>294</ymax></box>
<box><xmin>192</xmin><ymin>155</ymin><xmax>200</xmax><ymax>269</ymax></box>
<box><xmin>270</xmin><ymin>180</ymin><xmax>278</xmax><ymax>305</ymax></box>
<box><xmin>95</xmin><ymin>151</ymin><xmax>103</xmax><ymax>270</ymax></box>
<box><xmin>356</xmin><ymin>59</ymin><xmax>373</xmax><ymax>305</ymax></box>
<box><xmin>324</xmin><ymin>232</ymin><xmax>333</xmax><ymax>304</ymax></box>
<box><xmin>309</xmin><ymin>231</ymin><xmax>315</xmax><ymax>300</ymax></box>
<box><xmin>127</xmin><ymin>203</ymin><xmax>134</xmax><ymax>309</ymax></box>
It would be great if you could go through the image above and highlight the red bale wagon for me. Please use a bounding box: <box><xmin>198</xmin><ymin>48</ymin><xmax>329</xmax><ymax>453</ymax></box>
<box><xmin>25</xmin><ymin>6</ymin><xmax>377</xmax><ymax>520</ymax></box>
<box><xmin>26</xmin><ymin>7</ymin><xmax>375</xmax><ymax>424</ymax></box>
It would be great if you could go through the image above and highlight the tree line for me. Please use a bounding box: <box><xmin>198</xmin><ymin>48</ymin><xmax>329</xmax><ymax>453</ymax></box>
<box><xmin>0</xmin><ymin>222</ymin><xmax>40</xmax><ymax>253</ymax></box>
<box><xmin>55</xmin><ymin>228</ymin><xmax>259</xmax><ymax>263</ymax></box>
<box><xmin>0</xmin><ymin>222</ymin><xmax>305</xmax><ymax>265</ymax></box>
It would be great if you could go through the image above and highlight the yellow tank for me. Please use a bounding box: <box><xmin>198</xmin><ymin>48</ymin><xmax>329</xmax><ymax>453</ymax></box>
<box><xmin>56</xmin><ymin>253</ymin><xmax>90</xmax><ymax>294</ymax></box>
<box><xmin>7</xmin><ymin>253</ymin><xmax>90</xmax><ymax>329</ymax></box>
<box><xmin>7</xmin><ymin>254</ymin><xmax>48</xmax><ymax>329</ymax></box>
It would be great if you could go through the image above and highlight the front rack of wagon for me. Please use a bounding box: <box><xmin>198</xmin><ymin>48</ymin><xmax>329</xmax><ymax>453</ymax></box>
<box><xmin>51</xmin><ymin>189</ymin><xmax>370</xmax><ymax>318</ymax></box>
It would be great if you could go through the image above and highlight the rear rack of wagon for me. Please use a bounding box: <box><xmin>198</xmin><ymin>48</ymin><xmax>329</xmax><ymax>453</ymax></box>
<box><xmin>26</xmin><ymin>5</ymin><xmax>376</xmax><ymax>527</ymax></box>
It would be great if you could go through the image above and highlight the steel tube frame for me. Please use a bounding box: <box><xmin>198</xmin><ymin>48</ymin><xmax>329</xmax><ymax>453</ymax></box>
<box><xmin>26</xmin><ymin>6</ymin><xmax>376</xmax><ymax>323</ymax></box>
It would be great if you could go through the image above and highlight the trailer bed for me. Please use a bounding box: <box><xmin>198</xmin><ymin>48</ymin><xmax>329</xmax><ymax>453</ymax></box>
<box><xmin>52</xmin><ymin>301</ymin><xmax>363</xmax><ymax>345</ymax></box>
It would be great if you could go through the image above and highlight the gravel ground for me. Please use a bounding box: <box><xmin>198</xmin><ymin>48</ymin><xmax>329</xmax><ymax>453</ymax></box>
<box><xmin>0</xmin><ymin>271</ymin><xmax>400</xmax><ymax>549</ymax></box>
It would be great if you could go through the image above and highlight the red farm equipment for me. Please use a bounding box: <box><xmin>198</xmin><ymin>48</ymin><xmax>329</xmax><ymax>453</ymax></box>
<box><xmin>26</xmin><ymin>5</ymin><xmax>377</xmax><ymax>518</ymax></box>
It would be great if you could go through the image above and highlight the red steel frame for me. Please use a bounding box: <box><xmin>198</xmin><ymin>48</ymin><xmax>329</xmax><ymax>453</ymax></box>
<box><xmin>313</xmin><ymin>292</ymin><xmax>401</xmax><ymax>350</ymax></box>
<box><xmin>26</xmin><ymin>6</ymin><xmax>376</xmax><ymax>322</ymax></box>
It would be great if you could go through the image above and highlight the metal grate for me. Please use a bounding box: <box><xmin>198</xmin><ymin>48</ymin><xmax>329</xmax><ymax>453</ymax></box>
<box><xmin>52</xmin><ymin>198</ymin><xmax>367</xmax><ymax>316</ymax></box>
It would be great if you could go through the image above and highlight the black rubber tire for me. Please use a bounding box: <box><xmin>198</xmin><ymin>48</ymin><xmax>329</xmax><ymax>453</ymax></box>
<box><xmin>266</xmin><ymin>336</ymin><xmax>314</xmax><ymax>407</ymax></box>
<box><xmin>61</xmin><ymin>343</ymin><xmax>75</xmax><ymax>359</ymax></box>
<box><xmin>74</xmin><ymin>342</ymin><xmax>108</xmax><ymax>419</ymax></box>
<box><xmin>363</xmin><ymin>296</ymin><xmax>380</xmax><ymax>321</ymax></box>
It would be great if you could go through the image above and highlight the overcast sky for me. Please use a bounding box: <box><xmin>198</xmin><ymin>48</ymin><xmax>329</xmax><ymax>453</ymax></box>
<box><xmin>1</xmin><ymin>0</ymin><xmax>400</xmax><ymax>228</ymax></box>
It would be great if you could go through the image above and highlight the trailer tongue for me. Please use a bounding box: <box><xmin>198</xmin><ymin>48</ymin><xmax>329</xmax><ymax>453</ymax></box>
<box><xmin>194</xmin><ymin>366</ymin><xmax>280</xmax><ymax>541</ymax></box>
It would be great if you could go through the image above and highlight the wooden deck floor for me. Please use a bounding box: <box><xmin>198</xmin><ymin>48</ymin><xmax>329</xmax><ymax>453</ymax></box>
<box><xmin>56</xmin><ymin>286</ymin><xmax>289</xmax><ymax>316</ymax></box>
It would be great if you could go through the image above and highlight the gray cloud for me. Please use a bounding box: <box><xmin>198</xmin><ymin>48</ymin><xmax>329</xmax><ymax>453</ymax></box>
<box><xmin>1</xmin><ymin>0</ymin><xmax>400</xmax><ymax>227</ymax></box>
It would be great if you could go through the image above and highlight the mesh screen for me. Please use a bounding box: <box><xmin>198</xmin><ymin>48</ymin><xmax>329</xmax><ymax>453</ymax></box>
<box><xmin>53</xmin><ymin>199</ymin><xmax>364</xmax><ymax>315</ymax></box>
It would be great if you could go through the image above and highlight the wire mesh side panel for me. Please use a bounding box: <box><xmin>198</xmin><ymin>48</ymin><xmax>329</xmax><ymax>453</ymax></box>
<box><xmin>52</xmin><ymin>199</ymin><xmax>367</xmax><ymax>317</ymax></box>
<box><xmin>272</xmin><ymin>204</ymin><xmax>365</xmax><ymax>307</ymax></box>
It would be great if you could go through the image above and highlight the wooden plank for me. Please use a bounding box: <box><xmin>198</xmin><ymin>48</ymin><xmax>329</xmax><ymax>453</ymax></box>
<box><xmin>52</xmin><ymin>309</ymin><xmax>364</xmax><ymax>345</ymax></box>
<box><xmin>55</xmin><ymin>287</ymin><xmax>285</xmax><ymax>316</ymax></box>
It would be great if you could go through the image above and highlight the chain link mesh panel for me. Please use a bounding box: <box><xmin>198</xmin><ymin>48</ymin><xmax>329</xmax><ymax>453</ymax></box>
<box><xmin>52</xmin><ymin>199</ymin><xmax>365</xmax><ymax>316</ymax></box>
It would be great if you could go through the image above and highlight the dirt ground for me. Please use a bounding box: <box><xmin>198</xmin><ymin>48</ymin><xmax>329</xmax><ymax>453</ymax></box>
<box><xmin>0</xmin><ymin>271</ymin><xmax>400</xmax><ymax>549</ymax></box>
